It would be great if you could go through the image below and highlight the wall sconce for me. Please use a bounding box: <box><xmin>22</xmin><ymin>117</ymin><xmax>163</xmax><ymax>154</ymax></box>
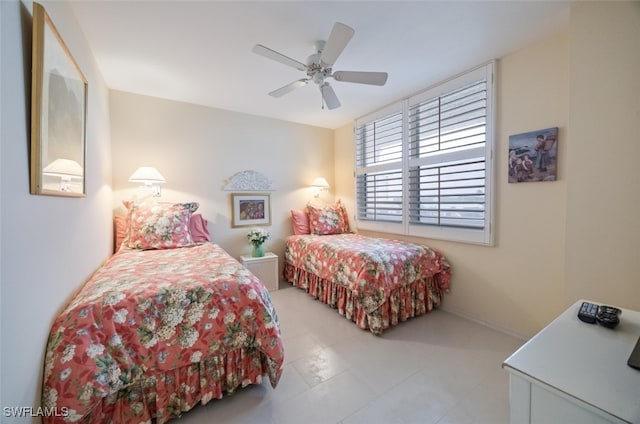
<box><xmin>311</xmin><ymin>177</ymin><xmax>330</xmax><ymax>198</ymax></box>
<box><xmin>128</xmin><ymin>166</ymin><xmax>166</xmax><ymax>197</ymax></box>
<box><xmin>43</xmin><ymin>158</ymin><xmax>83</xmax><ymax>192</ymax></box>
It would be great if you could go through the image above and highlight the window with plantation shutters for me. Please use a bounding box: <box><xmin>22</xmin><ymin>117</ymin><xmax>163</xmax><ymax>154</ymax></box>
<box><xmin>355</xmin><ymin>107</ymin><xmax>404</xmax><ymax>227</ymax></box>
<box><xmin>408</xmin><ymin>78</ymin><xmax>487</xmax><ymax>230</ymax></box>
<box><xmin>355</xmin><ymin>63</ymin><xmax>494</xmax><ymax>245</ymax></box>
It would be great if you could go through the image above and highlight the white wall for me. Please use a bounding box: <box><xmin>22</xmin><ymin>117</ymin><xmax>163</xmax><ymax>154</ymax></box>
<box><xmin>109</xmin><ymin>90</ymin><xmax>335</xmax><ymax>267</ymax></box>
<box><xmin>0</xmin><ymin>1</ymin><xmax>112</xmax><ymax>421</ymax></box>
<box><xmin>335</xmin><ymin>2</ymin><xmax>640</xmax><ymax>338</ymax></box>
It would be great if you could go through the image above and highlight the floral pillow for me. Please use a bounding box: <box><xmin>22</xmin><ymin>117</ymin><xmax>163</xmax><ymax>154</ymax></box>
<box><xmin>115</xmin><ymin>211</ymin><xmax>210</xmax><ymax>252</ymax></box>
<box><xmin>125</xmin><ymin>201</ymin><xmax>199</xmax><ymax>250</ymax></box>
<box><xmin>307</xmin><ymin>200</ymin><xmax>351</xmax><ymax>235</ymax></box>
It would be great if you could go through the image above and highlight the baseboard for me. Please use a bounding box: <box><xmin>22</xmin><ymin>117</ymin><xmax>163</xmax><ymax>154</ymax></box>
<box><xmin>439</xmin><ymin>304</ymin><xmax>530</xmax><ymax>341</ymax></box>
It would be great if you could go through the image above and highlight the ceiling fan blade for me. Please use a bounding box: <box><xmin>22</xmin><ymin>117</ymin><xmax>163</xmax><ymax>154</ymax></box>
<box><xmin>320</xmin><ymin>83</ymin><xmax>341</xmax><ymax>110</ymax></box>
<box><xmin>269</xmin><ymin>79</ymin><xmax>309</xmax><ymax>98</ymax></box>
<box><xmin>320</xmin><ymin>22</ymin><xmax>355</xmax><ymax>68</ymax></box>
<box><xmin>332</xmin><ymin>71</ymin><xmax>388</xmax><ymax>86</ymax></box>
<box><xmin>252</xmin><ymin>44</ymin><xmax>307</xmax><ymax>72</ymax></box>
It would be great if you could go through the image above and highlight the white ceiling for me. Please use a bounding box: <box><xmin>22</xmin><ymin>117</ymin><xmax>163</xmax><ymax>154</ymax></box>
<box><xmin>69</xmin><ymin>1</ymin><xmax>571</xmax><ymax>130</ymax></box>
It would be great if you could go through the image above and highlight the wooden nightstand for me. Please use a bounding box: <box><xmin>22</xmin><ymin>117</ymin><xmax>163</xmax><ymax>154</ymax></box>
<box><xmin>240</xmin><ymin>252</ymin><xmax>279</xmax><ymax>292</ymax></box>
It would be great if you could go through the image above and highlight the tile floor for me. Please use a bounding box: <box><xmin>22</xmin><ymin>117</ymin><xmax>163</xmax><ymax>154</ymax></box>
<box><xmin>177</xmin><ymin>284</ymin><xmax>524</xmax><ymax>424</ymax></box>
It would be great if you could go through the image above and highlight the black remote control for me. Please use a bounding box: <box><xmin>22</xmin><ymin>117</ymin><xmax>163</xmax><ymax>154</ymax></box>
<box><xmin>578</xmin><ymin>301</ymin><xmax>598</xmax><ymax>324</ymax></box>
<box><xmin>597</xmin><ymin>305</ymin><xmax>621</xmax><ymax>329</ymax></box>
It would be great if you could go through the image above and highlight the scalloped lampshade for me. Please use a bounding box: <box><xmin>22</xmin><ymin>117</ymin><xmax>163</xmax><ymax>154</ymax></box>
<box><xmin>311</xmin><ymin>177</ymin><xmax>330</xmax><ymax>197</ymax></box>
<box><xmin>43</xmin><ymin>158</ymin><xmax>83</xmax><ymax>178</ymax></box>
<box><xmin>128</xmin><ymin>166</ymin><xmax>166</xmax><ymax>184</ymax></box>
<box><xmin>311</xmin><ymin>177</ymin><xmax>330</xmax><ymax>189</ymax></box>
<box><xmin>128</xmin><ymin>166</ymin><xmax>166</xmax><ymax>197</ymax></box>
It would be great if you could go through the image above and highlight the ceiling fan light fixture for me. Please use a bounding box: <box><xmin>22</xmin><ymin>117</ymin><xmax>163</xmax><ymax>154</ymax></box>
<box><xmin>312</xmin><ymin>72</ymin><xmax>324</xmax><ymax>84</ymax></box>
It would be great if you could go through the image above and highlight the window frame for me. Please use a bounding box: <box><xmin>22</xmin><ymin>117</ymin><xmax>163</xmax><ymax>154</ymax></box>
<box><xmin>354</xmin><ymin>62</ymin><xmax>495</xmax><ymax>246</ymax></box>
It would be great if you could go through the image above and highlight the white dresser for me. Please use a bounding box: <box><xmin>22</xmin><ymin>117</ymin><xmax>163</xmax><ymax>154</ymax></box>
<box><xmin>502</xmin><ymin>300</ymin><xmax>640</xmax><ymax>424</ymax></box>
<box><xmin>240</xmin><ymin>252</ymin><xmax>279</xmax><ymax>292</ymax></box>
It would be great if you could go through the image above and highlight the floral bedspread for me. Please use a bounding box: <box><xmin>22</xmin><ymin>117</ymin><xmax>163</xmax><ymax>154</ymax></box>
<box><xmin>42</xmin><ymin>243</ymin><xmax>284</xmax><ymax>423</ymax></box>
<box><xmin>284</xmin><ymin>234</ymin><xmax>450</xmax><ymax>314</ymax></box>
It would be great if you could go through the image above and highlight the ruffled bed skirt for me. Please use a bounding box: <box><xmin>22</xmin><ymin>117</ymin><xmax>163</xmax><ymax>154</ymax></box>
<box><xmin>76</xmin><ymin>349</ymin><xmax>275</xmax><ymax>424</ymax></box>
<box><xmin>283</xmin><ymin>263</ymin><xmax>444</xmax><ymax>335</ymax></box>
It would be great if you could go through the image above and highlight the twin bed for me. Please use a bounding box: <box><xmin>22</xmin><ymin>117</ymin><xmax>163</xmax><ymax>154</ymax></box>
<box><xmin>284</xmin><ymin>201</ymin><xmax>451</xmax><ymax>335</ymax></box>
<box><xmin>41</xmin><ymin>199</ymin><xmax>450</xmax><ymax>423</ymax></box>
<box><xmin>41</xmin><ymin>202</ymin><xmax>284</xmax><ymax>424</ymax></box>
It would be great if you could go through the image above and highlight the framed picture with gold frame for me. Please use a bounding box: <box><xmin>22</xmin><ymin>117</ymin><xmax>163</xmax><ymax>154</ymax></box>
<box><xmin>30</xmin><ymin>2</ymin><xmax>87</xmax><ymax>197</ymax></box>
<box><xmin>231</xmin><ymin>193</ymin><xmax>271</xmax><ymax>227</ymax></box>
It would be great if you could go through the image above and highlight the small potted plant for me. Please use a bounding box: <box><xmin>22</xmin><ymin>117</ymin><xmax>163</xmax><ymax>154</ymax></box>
<box><xmin>247</xmin><ymin>228</ymin><xmax>269</xmax><ymax>257</ymax></box>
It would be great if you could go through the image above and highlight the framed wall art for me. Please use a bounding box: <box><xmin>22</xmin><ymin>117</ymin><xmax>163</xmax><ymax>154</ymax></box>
<box><xmin>231</xmin><ymin>193</ymin><xmax>271</xmax><ymax>227</ymax></box>
<box><xmin>30</xmin><ymin>2</ymin><xmax>87</xmax><ymax>197</ymax></box>
<box><xmin>508</xmin><ymin>127</ymin><xmax>558</xmax><ymax>183</ymax></box>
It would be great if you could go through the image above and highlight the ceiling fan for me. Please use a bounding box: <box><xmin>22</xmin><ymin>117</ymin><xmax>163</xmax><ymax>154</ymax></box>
<box><xmin>252</xmin><ymin>22</ymin><xmax>388</xmax><ymax>110</ymax></box>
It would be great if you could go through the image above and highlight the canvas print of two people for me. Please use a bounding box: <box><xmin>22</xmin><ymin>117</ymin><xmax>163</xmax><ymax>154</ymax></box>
<box><xmin>508</xmin><ymin>127</ymin><xmax>558</xmax><ymax>183</ymax></box>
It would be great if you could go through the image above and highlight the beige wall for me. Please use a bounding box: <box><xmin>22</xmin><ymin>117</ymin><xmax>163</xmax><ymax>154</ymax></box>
<box><xmin>336</xmin><ymin>31</ymin><xmax>570</xmax><ymax>338</ymax></box>
<box><xmin>565</xmin><ymin>2</ymin><xmax>640</xmax><ymax>309</ymax></box>
<box><xmin>1</xmin><ymin>0</ymin><xmax>113</xmax><ymax>419</ymax></box>
<box><xmin>110</xmin><ymin>90</ymin><xmax>335</xmax><ymax>266</ymax></box>
<box><xmin>336</xmin><ymin>2</ymin><xmax>640</xmax><ymax>338</ymax></box>
<box><xmin>334</xmin><ymin>124</ymin><xmax>356</xmax><ymax>223</ymax></box>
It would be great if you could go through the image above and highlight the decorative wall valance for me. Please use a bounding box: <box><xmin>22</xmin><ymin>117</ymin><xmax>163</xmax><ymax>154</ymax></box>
<box><xmin>223</xmin><ymin>170</ymin><xmax>276</xmax><ymax>191</ymax></box>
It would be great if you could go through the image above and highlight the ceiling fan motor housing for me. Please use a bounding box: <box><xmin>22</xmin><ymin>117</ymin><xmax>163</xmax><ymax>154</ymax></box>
<box><xmin>306</xmin><ymin>49</ymin><xmax>330</xmax><ymax>85</ymax></box>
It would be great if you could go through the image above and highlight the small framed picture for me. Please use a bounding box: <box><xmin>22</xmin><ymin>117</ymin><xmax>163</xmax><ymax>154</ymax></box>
<box><xmin>231</xmin><ymin>193</ymin><xmax>271</xmax><ymax>227</ymax></box>
<box><xmin>508</xmin><ymin>127</ymin><xmax>558</xmax><ymax>183</ymax></box>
